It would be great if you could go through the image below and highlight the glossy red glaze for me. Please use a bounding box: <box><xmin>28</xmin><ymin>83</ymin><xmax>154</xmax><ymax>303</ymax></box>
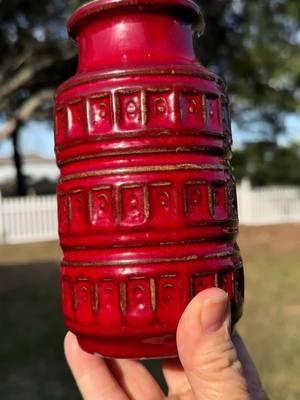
<box><xmin>54</xmin><ymin>0</ymin><xmax>244</xmax><ymax>359</ymax></box>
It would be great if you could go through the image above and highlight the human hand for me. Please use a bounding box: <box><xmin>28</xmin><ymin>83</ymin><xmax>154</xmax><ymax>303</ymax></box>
<box><xmin>64</xmin><ymin>288</ymin><xmax>269</xmax><ymax>400</ymax></box>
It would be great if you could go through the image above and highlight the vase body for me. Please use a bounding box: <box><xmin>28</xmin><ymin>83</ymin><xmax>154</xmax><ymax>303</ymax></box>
<box><xmin>54</xmin><ymin>0</ymin><xmax>244</xmax><ymax>359</ymax></box>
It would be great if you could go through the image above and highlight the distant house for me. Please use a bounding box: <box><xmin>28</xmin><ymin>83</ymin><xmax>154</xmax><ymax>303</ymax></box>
<box><xmin>0</xmin><ymin>154</ymin><xmax>59</xmax><ymax>184</ymax></box>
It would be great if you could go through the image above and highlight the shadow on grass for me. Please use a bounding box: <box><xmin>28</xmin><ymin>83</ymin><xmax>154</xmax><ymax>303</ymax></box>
<box><xmin>0</xmin><ymin>262</ymin><xmax>167</xmax><ymax>400</ymax></box>
<box><xmin>0</xmin><ymin>262</ymin><xmax>79</xmax><ymax>400</ymax></box>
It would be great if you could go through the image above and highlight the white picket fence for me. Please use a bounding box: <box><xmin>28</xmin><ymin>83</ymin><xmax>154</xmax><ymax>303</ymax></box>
<box><xmin>237</xmin><ymin>180</ymin><xmax>300</xmax><ymax>225</ymax></box>
<box><xmin>0</xmin><ymin>193</ymin><xmax>58</xmax><ymax>244</ymax></box>
<box><xmin>0</xmin><ymin>180</ymin><xmax>300</xmax><ymax>244</ymax></box>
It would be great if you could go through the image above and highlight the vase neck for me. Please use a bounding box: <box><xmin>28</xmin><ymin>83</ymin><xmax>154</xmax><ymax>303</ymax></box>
<box><xmin>68</xmin><ymin>1</ymin><xmax>203</xmax><ymax>73</ymax></box>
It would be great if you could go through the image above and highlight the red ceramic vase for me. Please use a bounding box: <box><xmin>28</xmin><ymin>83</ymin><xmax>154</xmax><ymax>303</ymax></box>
<box><xmin>54</xmin><ymin>0</ymin><xmax>244</xmax><ymax>359</ymax></box>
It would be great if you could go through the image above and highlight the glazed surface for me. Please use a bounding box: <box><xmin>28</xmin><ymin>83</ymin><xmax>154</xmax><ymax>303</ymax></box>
<box><xmin>55</xmin><ymin>0</ymin><xmax>244</xmax><ymax>358</ymax></box>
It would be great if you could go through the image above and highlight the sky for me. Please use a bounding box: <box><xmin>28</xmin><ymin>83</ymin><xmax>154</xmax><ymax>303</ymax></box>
<box><xmin>0</xmin><ymin>114</ymin><xmax>299</xmax><ymax>159</ymax></box>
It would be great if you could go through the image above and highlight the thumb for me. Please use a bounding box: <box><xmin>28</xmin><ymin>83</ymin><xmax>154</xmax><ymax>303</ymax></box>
<box><xmin>177</xmin><ymin>288</ymin><xmax>251</xmax><ymax>400</ymax></box>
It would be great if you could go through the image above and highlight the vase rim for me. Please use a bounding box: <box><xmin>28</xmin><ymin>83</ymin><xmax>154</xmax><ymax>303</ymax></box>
<box><xmin>68</xmin><ymin>0</ymin><xmax>203</xmax><ymax>39</ymax></box>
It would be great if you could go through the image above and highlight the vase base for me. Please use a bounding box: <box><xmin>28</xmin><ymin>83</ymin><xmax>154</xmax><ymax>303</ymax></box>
<box><xmin>77</xmin><ymin>334</ymin><xmax>178</xmax><ymax>359</ymax></box>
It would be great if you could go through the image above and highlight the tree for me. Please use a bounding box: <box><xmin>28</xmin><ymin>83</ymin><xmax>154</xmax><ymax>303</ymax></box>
<box><xmin>0</xmin><ymin>0</ymin><xmax>299</xmax><ymax>195</ymax></box>
<box><xmin>0</xmin><ymin>1</ymin><xmax>75</xmax><ymax>195</ymax></box>
<box><xmin>196</xmin><ymin>0</ymin><xmax>300</xmax><ymax>139</ymax></box>
<box><xmin>231</xmin><ymin>142</ymin><xmax>300</xmax><ymax>186</ymax></box>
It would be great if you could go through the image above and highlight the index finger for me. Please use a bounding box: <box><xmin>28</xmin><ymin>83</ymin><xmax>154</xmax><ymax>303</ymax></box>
<box><xmin>64</xmin><ymin>332</ymin><xmax>130</xmax><ymax>400</ymax></box>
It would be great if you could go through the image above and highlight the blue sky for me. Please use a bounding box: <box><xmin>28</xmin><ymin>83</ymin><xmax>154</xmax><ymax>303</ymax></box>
<box><xmin>0</xmin><ymin>121</ymin><xmax>55</xmax><ymax>159</ymax></box>
<box><xmin>0</xmin><ymin>114</ymin><xmax>299</xmax><ymax>159</ymax></box>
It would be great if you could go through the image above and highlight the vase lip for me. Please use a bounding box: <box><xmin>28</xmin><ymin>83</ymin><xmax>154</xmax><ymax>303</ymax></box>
<box><xmin>68</xmin><ymin>0</ymin><xmax>203</xmax><ymax>39</ymax></box>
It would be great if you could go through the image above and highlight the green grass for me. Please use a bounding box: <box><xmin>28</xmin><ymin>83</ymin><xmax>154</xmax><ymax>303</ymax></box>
<box><xmin>239</xmin><ymin>254</ymin><xmax>300</xmax><ymax>400</ymax></box>
<box><xmin>0</xmin><ymin>262</ymin><xmax>79</xmax><ymax>400</ymax></box>
<box><xmin>1</xmin><ymin>225</ymin><xmax>299</xmax><ymax>399</ymax></box>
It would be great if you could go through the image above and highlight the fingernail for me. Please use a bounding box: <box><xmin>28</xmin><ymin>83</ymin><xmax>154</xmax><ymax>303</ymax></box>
<box><xmin>201</xmin><ymin>291</ymin><xmax>229</xmax><ymax>333</ymax></box>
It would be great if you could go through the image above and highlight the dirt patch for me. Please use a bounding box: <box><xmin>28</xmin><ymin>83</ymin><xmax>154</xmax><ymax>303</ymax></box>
<box><xmin>238</xmin><ymin>224</ymin><xmax>300</xmax><ymax>259</ymax></box>
<box><xmin>284</xmin><ymin>304</ymin><xmax>300</xmax><ymax>317</ymax></box>
<box><xmin>0</xmin><ymin>241</ymin><xmax>61</xmax><ymax>265</ymax></box>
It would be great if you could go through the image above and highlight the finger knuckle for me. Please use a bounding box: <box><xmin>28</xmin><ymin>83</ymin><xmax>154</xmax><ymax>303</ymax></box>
<box><xmin>194</xmin><ymin>336</ymin><xmax>243</xmax><ymax>379</ymax></box>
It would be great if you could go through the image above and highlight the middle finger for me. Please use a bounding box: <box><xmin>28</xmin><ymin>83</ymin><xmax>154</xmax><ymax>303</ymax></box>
<box><xmin>108</xmin><ymin>358</ymin><xmax>165</xmax><ymax>400</ymax></box>
<box><xmin>162</xmin><ymin>358</ymin><xmax>191</xmax><ymax>397</ymax></box>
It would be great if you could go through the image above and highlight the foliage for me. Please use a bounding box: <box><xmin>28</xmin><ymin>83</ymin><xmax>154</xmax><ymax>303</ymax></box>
<box><xmin>196</xmin><ymin>0</ymin><xmax>300</xmax><ymax>138</ymax></box>
<box><xmin>232</xmin><ymin>142</ymin><xmax>300</xmax><ymax>185</ymax></box>
<box><xmin>0</xmin><ymin>1</ymin><xmax>73</xmax><ymax>115</ymax></box>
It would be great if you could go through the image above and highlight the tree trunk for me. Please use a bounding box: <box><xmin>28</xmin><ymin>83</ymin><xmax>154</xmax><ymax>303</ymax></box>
<box><xmin>11</xmin><ymin>122</ymin><xmax>27</xmax><ymax>196</ymax></box>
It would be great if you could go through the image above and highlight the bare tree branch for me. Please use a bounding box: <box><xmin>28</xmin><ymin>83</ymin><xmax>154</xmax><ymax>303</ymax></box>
<box><xmin>0</xmin><ymin>50</ymin><xmax>33</xmax><ymax>82</ymax></box>
<box><xmin>0</xmin><ymin>119</ymin><xmax>18</xmax><ymax>141</ymax></box>
<box><xmin>0</xmin><ymin>88</ymin><xmax>54</xmax><ymax>141</ymax></box>
<box><xmin>18</xmin><ymin>89</ymin><xmax>54</xmax><ymax>120</ymax></box>
<box><xmin>0</xmin><ymin>56</ymin><xmax>56</xmax><ymax>99</ymax></box>
<box><xmin>0</xmin><ymin>45</ymin><xmax>74</xmax><ymax>101</ymax></box>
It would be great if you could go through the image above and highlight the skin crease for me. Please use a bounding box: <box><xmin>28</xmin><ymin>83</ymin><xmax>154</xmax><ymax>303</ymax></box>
<box><xmin>64</xmin><ymin>288</ymin><xmax>269</xmax><ymax>400</ymax></box>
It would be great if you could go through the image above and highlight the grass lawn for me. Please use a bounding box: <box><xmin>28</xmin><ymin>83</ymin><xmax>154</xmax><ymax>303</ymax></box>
<box><xmin>238</xmin><ymin>225</ymin><xmax>300</xmax><ymax>400</ymax></box>
<box><xmin>0</xmin><ymin>224</ymin><xmax>299</xmax><ymax>399</ymax></box>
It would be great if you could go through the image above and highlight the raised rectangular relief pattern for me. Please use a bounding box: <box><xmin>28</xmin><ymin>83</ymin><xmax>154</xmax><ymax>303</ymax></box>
<box><xmin>62</xmin><ymin>276</ymin><xmax>73</xmax><ymax>320</ymax></box>
<box><xmin>227</xmin><ymin>181</ymin><xmax>238</xmax><ymax>220</ymax></box>
<box><xmin>69</xmin><ymin>190</ymin><xmax>87</xmax><ymax>234</ymax></box>
<box><xmin>211</xmin><ymin>183</ymin><xmax>228</xmax><ymax>220</ymax></box>
<box><xmin>205</xmin><ymin>94</ymin><xmax>221</xmax><ymax>132</ymax></box>
<box><xmin>67</xmin><ymin>99</ymin><xmax>86</xmax><ymax>138</ymax></box>
<box><xmin>146</xmin><ymin>89</ymin><xmax>175</xmax><ymax>128</ymax></box>
<box><xmin>58</xmin><ymin>178</ymin><xmax>238</xmax><ymax>235</ymax></box>
<box><xmin>88</xmin><ymin>93</ymin><xmax>112</xmax><ymax>134</ymax></box>
<box><xmin>62</xmin><ymin>268</ymin><xmax>239</xmax><ymax>328</ymax></box>
<box><xmin>89</xmin><ymin>186</ymin><xmax>114</xmax><ymax>229</ymax></box>
<box><xmin>149</xmin><ymin>183</ymin><xmax>177</xmax><ymax>228</ymax></box>
<box><xmin>126</xmin><ymin>278</ymin><xmax>153</xmax><ymax>327</ymax></box>
<box><xmin>56</xmin><ymin>87</ymin><xmax>230</xmax><ymax>149</ymax></box>
<box><xmin>156</xmin><ymin>274</ymin><xmax>183</xmax><ymax>325</ymax></box>
<box><xmin>55</xmin><ymin>106</ymin><xmax>67</xmax><ymax>144</ymax></box>
<box><xmin>192</xmin><ymin>272</ymin><xmax>217</xmax><ymax>295</ymax></box>
<box><xmin>117</xmin><ymin>90</ymin><xmax>143</xmax><ymax>130</ymax></box>
<box><xmin>218</xmin><ymin>270</ymin><xmax>235</xmax><ymax>300</ymax></box>
<box><xmin>119</xmin><ymin>185</ymin><xmax>147</xmax><ymax>226</ymax></box>
<box><xmin>74</xmin><ymin>278</ymin><xmax>95</xmax><ymax>325</ymax></box>
<box><xmin>97</xmin><ymin>280</ymin><xmax>123</xmax><ymax>327</ymax></box>
<box><xmin>184</xmin><ymin>182</ymin><xmax>211</xmax><ymax>224</ymax></box>
<box><xmin>57</xmin><ymin>193</ymin><xmax>70</xmax><ymax>235</ymax></box>
<box><xmin>180</xmin><ymin>91</ymin><xmax>205</xmax><ymax>129</ymax></box>
<box><xmin>221</xmin><ymin>96</ymin><xmax>232</xmax><ymax>136</ymax></box>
